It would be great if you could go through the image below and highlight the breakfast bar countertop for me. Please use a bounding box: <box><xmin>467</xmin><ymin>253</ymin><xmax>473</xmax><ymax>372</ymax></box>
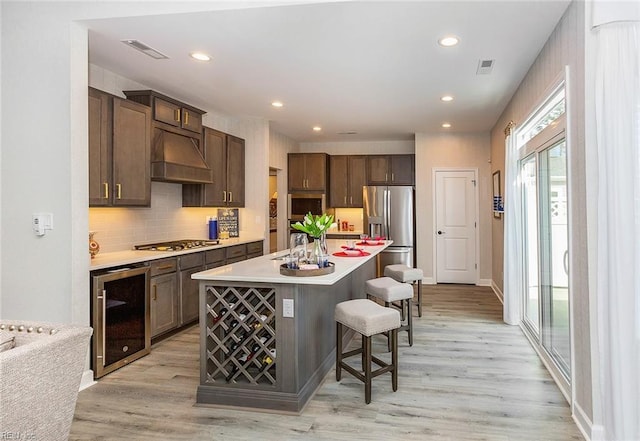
<box><xmin>192</xmin><ymin>239</ymin><xmax>391</xmax><ymax>285</ymax></box>
<box><xmin>89</xmin><ymin>234</ymin><xmax>266</xmax><ymax>271</ymax></box>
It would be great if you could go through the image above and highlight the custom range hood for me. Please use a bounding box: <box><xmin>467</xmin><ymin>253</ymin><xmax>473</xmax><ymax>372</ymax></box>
<box><xmin>151</xmin><ymin>129</ymin><xmax>213</xmax><ymax>184</ymax></box>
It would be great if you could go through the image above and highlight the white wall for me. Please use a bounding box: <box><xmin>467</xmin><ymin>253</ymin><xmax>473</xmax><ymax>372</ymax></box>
<box><xmin>0</xmin><ymin>2</ymin><xmax>273</xmax><ymax>324</ymax></box>
<box><xmin>269</xmin><ymin>129</ymin><xmax>299</xmax><ymax>251</ymax></box>
<box><xmin>415</xmin><ymin>133</ymin><xmax>492</xmax><ymax>284</ymax></box>
<box><xmin>300</xmin><ymin>140</ymin><xmax>414</xmax><ymax>155</ymax></box>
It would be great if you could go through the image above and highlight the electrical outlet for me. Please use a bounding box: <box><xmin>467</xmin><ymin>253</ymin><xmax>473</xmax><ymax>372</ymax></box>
<box><xmin>283</xmin><ymin>299</ymin><xmax>294</xmax><ymax>318</ymax></box>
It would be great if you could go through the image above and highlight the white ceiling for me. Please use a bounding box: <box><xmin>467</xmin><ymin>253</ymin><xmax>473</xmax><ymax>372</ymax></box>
<box><xmin>86</xmin><ymin>1</ymin><xmax>570</xmax><ymax>142</ymax></box>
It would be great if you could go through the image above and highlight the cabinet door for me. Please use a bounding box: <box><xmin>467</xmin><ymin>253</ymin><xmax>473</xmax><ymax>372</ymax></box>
<box><xmin>112</xmin><ymin>98</ymin><xmax>151</xmax><ymax>206</ymax></box>
<box><xmin>329</xmin><ymin>155</ymin><xmax>349</xmax><ymax>207</ymax></box>
<box><xmin>367</xmin><ymin>156</ymin><xmax>390</xmax><ymax>185</ymax></box>
<box><xmin>154</xmin><ymin>97</ymin><xmax>181</xmax><ymax>128</ymax></box>
<box><xmin>390</xmin><ymin>154</ymin><xmax>415</xmax><ymax>185</ymax></box>
<box><xmin>180</xmin><ymin>266</ymin><xmax>202</xmax><ymax>325</ymax></box>
<box><xmin>348</xmin><ymin>155</ymin><xmax>367</xmax><ymax>207</ymax></box>
<box><xmin>304</xmin><ymin>153</ymin><xmax>327</xmax><ymax>191</ymax></box>
<box><xmin>181</xmin><ymin>108</ymin><xmax>202</xmax><ymax>134</ymax></box>
<box><xmin>202</xmin><ymin>128</ymin><xmax>227</xmax><ymax>206</ymax></box>
<box><xmin>226</xmin><ymin>135</ymin><xmax>245</xmax><ymax>207</ymax></box>
<box><xmin>150</xmin><ymin>273</ymin><xmax>179</xmax><ymax>337</ymax></box>
<box><xmin>288</xmin><ymin>154</ymin><xmax>306</xmax><ymax>191</ymax></box>
<box><xmin>88</xmin><ymin>88</ymin><xmax>111</xmax><ymax>206</ymax></box>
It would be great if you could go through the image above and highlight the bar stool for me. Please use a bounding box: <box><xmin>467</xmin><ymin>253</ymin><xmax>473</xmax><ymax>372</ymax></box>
<box><xmin>365</xmin><ymin>277</ymin><xmax>413</xmax><ymax>347</ymax></box>
<box><xmin>384</xmin><ymin>264</ymin><xmax>424</xmax><ymax>317</ymax></box>
<box><xmin>335</xmin><ymin>299</ymin><xmax>401</xmax><ymax>404</ymax></box>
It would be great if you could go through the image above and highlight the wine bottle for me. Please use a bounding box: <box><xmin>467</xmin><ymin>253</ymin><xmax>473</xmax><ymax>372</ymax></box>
<box><xmin>260</xmin><ymin>348</ymin><xmax>276</xmax><ymax>372</ymax></box>
<box><xmin>250</xmin><ymin>314</ymin><xmax>269</xmax><ymax>330</ymax></box>
<box><xmin>213</xmin><ymin>303</ymin><xmax>234</xmax><ymax>324</ymax></box>
<box><xmin>229</xmin><ymin>313</ymin><xmax>246</xmax><ymax>329</ymax></box>
<box><xmin>226</xmin><ymin>353</ymin><xmax>248</xmax><ymax>382</ymax></box>
<box><xmin>247</xmin><ymin>336</ymin><xmax>268</xmax><ymax>361</ymax></box>
<box><xmin>226</xmin><ymin>329</ymin><xmax>249</xmax><ymax>353</ymax></box>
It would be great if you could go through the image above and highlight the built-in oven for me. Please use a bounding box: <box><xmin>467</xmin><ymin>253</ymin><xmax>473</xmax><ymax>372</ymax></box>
<box><xmin>288</xmin><ymin>193</ymin><xmax>326</xmax><ymax>222</ymax></box>
<box><xmin>91</xmin><ymin>264</ymin><xmax>150</xmax><ymax>379</ymax></box>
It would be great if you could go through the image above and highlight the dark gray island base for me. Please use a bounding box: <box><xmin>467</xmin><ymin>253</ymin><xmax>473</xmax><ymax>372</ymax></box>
<box><xmin>192</xmin><ymin>240</ymin><xmax>389</xmax><ymax>413</ymax></box>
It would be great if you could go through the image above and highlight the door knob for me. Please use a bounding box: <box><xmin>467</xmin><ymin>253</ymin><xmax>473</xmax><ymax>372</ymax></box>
<box><xmin>437</xmin><ymin>230</ymin><xmax>444</xmax><ymax>235</ymax></box>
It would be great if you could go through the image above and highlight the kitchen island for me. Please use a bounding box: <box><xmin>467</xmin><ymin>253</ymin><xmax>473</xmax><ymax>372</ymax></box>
<box><xmin>192</xmin><ymin>239</ymin><xmax>391</xmax><ymax>413</ymax></box>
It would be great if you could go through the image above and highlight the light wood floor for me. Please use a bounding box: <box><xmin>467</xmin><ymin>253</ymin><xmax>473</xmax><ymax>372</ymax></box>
<box><xmin>70</xmin><ymin>285</ymin><xmax>584</xmax><ymax>441</ymax></box>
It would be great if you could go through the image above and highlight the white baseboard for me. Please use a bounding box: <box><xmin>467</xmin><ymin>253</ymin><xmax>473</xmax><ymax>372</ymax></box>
<box><xmin>79</xmin><ymin>369</ymin><xmax>96</xmax><ymax>391</ymax></box>
<box><xmin>491</xmin><ymin>280</ymin><xmax>504</xmax><ymax>304</ymax></box>
<box><xmin>573</xmin><ymin>401</ymin><xmax>598</xmax><ymax>441</ymax></box>
<box><xmin>422</xmin><ymin>277</ymin><xmax>435</xmax><ymax>285</ymax></box>
<box><xmin>477</xmin><ymin>278</ymin><xmax>491</xmax><ymax>287</ymax></box>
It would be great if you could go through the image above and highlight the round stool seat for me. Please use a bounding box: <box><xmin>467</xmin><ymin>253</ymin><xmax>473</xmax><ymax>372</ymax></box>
<box><xmin>365</xmin><ymin>277</ymin><xmax>413</xmax><ymax>302</ymax></box>
<box><xmin>335</xmin><ymin>299</ymin><xmax>400</xmax><ymax>337</ymax></box>
<box><xmin>384</xmin><ymin>264</ymin><xmax>424</xmax><ymax>283</ymax></box>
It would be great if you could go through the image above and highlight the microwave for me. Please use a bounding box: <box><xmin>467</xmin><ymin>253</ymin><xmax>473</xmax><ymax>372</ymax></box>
<box><xmin>288</xmin><ymin>193</ymin><xmax>326</xmax><ymax>221</ymax></box>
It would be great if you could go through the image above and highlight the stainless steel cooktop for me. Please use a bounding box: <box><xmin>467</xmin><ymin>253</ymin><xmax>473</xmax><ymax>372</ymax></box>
<box><xmin>134</xmin><ymin>239</ymin><xmax>219</xmax><ymax>252</ymax></box>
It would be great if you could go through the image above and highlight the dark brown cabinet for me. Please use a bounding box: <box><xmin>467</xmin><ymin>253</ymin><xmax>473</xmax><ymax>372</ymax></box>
<box><xmin>89</xmin><ymin>88</ymin><xmax>151</xmax><ymax>207</ymax></box>
<box><xmin>366</xmin><ymin>154</ymin><xmax>415</xmax><ymax>185</ymax></box>
<box><xmin>124</xmin><ymin>90</ymin><xmax>204</xmax><ymax>135</ymax></box>
<box><xmin>182</xmin><ymin>127</ymin><xmax>245</xmax><ymax>207</ymax></box>
<box><xmin>178</xmin><ymin>253</ymin><xmax>205</xmax><ymax>326</ymax></box>
<box><xmin>329</xmin><ymin>155</ymin><xmax>366</xmax><ymax>207</ymax></box>
<box><xmin>288</xmin><ymin>153</ymin><xmax>328</xmax><ymax>192</ymax></box>
<box><xmin>150</xmin><ymin>258</ymin><xmax>179</xmax><ymax>338</ymax></box>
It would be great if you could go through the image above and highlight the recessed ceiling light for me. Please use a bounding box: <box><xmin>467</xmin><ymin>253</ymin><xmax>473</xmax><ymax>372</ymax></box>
<box><xmin>442</xmin><ymin>123</ymin><xmax>452</xmax><ymax>128</ymax></box>
<box><xmin>190</xmin><ymin>52</ymin><xmax>211</xmax><ymax>61</ymax></box>
<box><xmin>438</xmin><ymin>36</ymin><xmax>460</xmax><ymax>47</ymax></box>
<box><xmin>441</xmin><ymin>95</ymin><xmax>454</xmax><ymax>102</ymax></box>
<box><xmin>312</xmin><ymin>126</ymin><xmax>322</xmax><ymax>132</ymax></box>
<box><xmin>271</xmin><ymin>101</ymin><xmax>284</xmax><ymax>108</ymax></box>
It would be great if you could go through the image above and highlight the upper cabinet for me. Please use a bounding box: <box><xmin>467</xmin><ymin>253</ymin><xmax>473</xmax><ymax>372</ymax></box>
<box><xmin>366</xmin><ymin>154</ymin><xmax>415</xmax><ymax>186</ymax></box>
<box><xmin>89</xmin><ymin>87</ymin><xmax>151</xmax><ymax>207</ymax></box>
<box><xmin>123</xmin><ymin>90</ymin><xmax>204</xmax><ymax>135</ymax></box>
<box><xmin>182</xmin><ymin>127</ymin><xmax>245</xmax><ymax>207</ymax></box>
<box><xmin>329</xmin><ymin>155</ymin><xmax>366</xmax><ymax>208</ymax></box>
<box><xmin>288</xmin><ymin>153</ymin><xmax>328</xmax><ymax>192</ymax></box>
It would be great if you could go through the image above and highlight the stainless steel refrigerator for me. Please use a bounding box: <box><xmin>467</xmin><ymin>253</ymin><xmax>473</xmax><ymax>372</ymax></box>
<box><xmin>363</xmin><ymin>185</ymin><xmax>415</xmax><ymax>276</ymax></box>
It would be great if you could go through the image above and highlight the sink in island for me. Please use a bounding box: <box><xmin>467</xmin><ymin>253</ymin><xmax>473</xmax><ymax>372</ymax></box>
<box><xmin>191</xmin><ymin>239</ymin><xmax>391</xmax><ymax>413</ymax></box>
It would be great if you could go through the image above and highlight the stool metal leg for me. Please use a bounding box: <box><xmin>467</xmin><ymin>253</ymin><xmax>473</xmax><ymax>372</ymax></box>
<box><xmin>364</xmin><ymin>335</ymin><xmax>372</xmax><ymax>404</ymax></box>
<box><xmin>417</xmin><ymin>280</ymin><xmax>423</xmax><ymax>317</ymax></box>
<box><xmin>391</xmin><ymin>328</ymin><xmax>398</xmax><ymax>391</ymax></box>
<box><xmin>336</xmin><ymin>322</ymin><xmax>342</xmax><ymax>381</ymax></box>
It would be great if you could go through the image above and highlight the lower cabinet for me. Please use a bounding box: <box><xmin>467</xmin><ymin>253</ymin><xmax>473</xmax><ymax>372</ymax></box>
<box><xmin>179</xmin><ymin>253</ymin><xmax>205</xmax><ymax>325</ymax></box>
<box><xmin>150</xmin><ymin>258</ymin><xmax>179</xmax><ymax>338</ymax></box>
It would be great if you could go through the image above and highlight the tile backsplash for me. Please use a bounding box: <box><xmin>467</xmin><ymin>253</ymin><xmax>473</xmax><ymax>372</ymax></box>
<box><xmin>89</xmin><ymin>182</ymin><xmax>241</xmax><ymax>253</ymax></box>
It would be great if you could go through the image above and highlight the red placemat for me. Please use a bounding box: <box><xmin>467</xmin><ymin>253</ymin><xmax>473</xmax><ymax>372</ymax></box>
<box><xmin>355</xmin><ymin>241</ymin><xmax>385</xmax><ymax>246</ymax></box>
<box><xmin>333</xmin><ymin>251</ymin><xmax>371</xmax><ymax>257</ymax></box>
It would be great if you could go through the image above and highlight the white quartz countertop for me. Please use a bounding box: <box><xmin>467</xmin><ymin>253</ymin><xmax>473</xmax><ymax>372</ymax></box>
<box><xmin>192</xmin><ymin>239</ymin><xmax>391</xmax><ymax>286</ymax></box>
<box><xmin>90</xmin><ymin>235</ymin><xmax>265</xmax><ymax>271</ymax></box>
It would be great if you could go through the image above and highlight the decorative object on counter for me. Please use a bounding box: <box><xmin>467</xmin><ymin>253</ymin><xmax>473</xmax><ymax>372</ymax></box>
<box><xmin>333</xmin><ymin>250</ymin><xmax>371</xmax><ymax>257</ymax></box>
<box><xmin>208</xmin><ymin>216</ymin><xmax>218</xmax><ymax>240</ymax></box>
<box><xmin>279</xmin><ymin>262</ymin><xmax>335</xmax><ymax>277</ymax></box>
<box><xmin>292</xmin><ymin>212</ymin><xmax>335</xmax><ymax>265</ymax></box>
<box><xmin>289</xmin><ymin>232</ymin><xmax>308</xmax><ymax>269</ymax></box>
<box><xmin>89</xmin><ymin>231</ymin><xmax>100</xmax><ymax>259</ymax></box>
<box><xmin>217</xmin><ymin>208</ymin><xmax>239</xmax><ymax>238</ymax></box>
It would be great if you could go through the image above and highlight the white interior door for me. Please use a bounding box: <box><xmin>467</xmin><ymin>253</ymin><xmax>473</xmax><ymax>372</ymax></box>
<box><xmin>435</xmin><ymin>170</ymin><xmax>477</xmax><ymax>283</ymax></box>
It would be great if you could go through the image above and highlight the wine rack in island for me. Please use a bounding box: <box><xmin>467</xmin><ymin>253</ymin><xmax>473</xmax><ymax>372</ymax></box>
<box><xmin>204</xmin><ymin>285</ymin><xmax>276</xmax><ymax>387</ymax></box>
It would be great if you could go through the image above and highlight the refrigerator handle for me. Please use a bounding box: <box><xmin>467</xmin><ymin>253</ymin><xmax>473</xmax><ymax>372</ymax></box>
<box><xmin>384</xmin><ymin>189</ymin><xmax>390</xmax><ymax>239</ymax></box>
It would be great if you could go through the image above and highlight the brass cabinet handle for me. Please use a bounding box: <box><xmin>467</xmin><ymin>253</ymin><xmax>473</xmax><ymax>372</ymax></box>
<box><xmin>350</xmin><ymin>196</ymin><xmax>353</xmax><ymax>204</ymax></box>
<box><xmin>152</xmin><ymin>285</ymin><xmax>157</xmax><ymax>301</ymax></box>
<box><xmin>155</xmin><ymin>265</ymin><xmax>174</xmax><ymax>270</ymax></box>
<box><xmin>103</xmin><ymin>182</ymin><xmax>109</xmax><ymax>199</ymax></box>
<box><xmin>223</xmin><ymin>190</ymin><xmax>227</xmax><ymax>202</ymax></box>
<box><xmin>116</xmin><ymin>184</ymin><xmax>122</xmax><ymax>199</ymax></box>
<box><xmin>344</xmin><ymin>196</ymin><xmax>347</xmax><ymax>204</ymax></box>
<box><xmin>385</xmin><ymin>173</ymin><xmax>388</xmax><ymax>182</ymax></box>
<box><xmin>184</xmin><ymin>110</ymin><xmax>189</xmax><ymax>125</ymax></box>
<box><xmin>391</xmin><ymin>173</ymin><xmax>395</xmax><ymax>182</ymax></box>
<box><xmin>174</xmin><ymin>108</ymin><xmax>181</xmax><ymax>123</ymax></box>
<box><xmin>229</xmin><ymin>192</ymin><xmax>233</xmax><ymax>203</ymax></box>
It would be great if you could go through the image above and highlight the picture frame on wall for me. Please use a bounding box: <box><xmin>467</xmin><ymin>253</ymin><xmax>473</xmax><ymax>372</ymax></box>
<box><xmin>493</xmin><ymin>170</ymin><xmax>503</xmax><ymax>218</ymax></box>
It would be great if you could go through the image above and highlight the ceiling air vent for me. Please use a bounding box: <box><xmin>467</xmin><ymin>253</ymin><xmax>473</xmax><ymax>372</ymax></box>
<box><xmin>338</xmin><ymin>131</ymin><xmax>358</xmax><ymax>135</ymax></box>
<box><xmin>121</xmin><ymin>40</ymin><xmax>169</xmax><ymax>60</ymax></box>
<box><xmin>476</xmin><ymin>59</ymin><xmax>494</xmax><ymax>75</ymax></box>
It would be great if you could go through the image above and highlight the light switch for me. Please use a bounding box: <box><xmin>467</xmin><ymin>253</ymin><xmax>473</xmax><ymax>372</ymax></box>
<box><xmin>283</xmin><ymin>298</ymin><xmax>294</xmax><ymax>318</ymax></box>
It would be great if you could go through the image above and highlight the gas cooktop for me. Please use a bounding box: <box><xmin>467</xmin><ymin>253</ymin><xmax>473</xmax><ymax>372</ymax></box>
<box><xmin>134</xmin><ymin>239</ymin><xmax>219</xmax><ymax>252</ymax></box>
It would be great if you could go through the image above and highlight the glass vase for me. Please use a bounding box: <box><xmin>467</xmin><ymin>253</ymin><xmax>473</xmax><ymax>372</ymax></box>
<box><xmin>310</xmin><ymin>234</ymin><xmax>328</xmax><ymax>267</ymax></box>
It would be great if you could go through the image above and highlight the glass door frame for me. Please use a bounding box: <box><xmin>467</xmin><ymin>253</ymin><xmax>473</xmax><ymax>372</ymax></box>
<box><xmin>517</xmin><ymin>114</ymin><xmax>572</xmax><ymax>394</ymax></box>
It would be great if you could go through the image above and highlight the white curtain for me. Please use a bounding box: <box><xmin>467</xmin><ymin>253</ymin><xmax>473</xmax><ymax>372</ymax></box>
<box><xmin>503</xmin><ymin>129</ymin><xmax>521</xmax><ymax>325</ymax></box>
<box><xmin>594</xmin><ymin>21</ymin><xmax>640</xmax><ymax>441</ymax></box>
